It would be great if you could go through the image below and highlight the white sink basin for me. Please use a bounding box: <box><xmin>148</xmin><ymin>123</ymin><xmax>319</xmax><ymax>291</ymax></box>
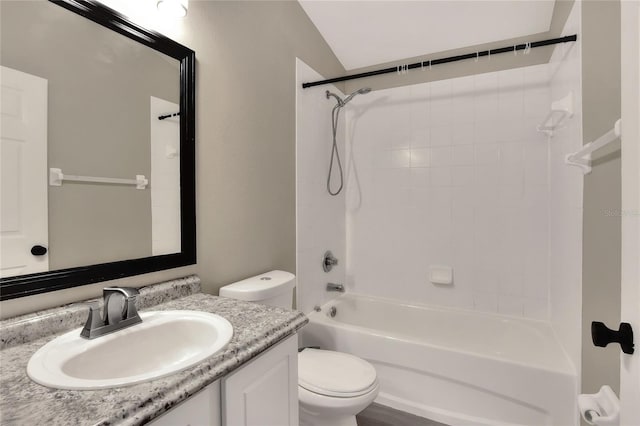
<box><xmin>27</xmin><ymin>310</ymin><xmax>233</xmax><ymax>390</ymax></box>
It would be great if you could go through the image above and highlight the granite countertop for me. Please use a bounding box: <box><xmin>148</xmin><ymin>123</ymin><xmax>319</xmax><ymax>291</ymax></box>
<box><xmin>0</xmin><ymin>277</ymin><xmax>307</xmax><ymax>426</ymax></box>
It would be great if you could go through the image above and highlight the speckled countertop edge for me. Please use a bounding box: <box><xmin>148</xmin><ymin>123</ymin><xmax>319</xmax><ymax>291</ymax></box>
<box><xmin>0</xmin><ymin>277</ymin><xmax>307</xmax><ymax>426</ymax></box>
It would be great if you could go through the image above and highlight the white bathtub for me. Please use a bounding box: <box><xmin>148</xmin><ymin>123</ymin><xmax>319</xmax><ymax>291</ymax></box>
<box><xmin>301</xmin><ymin>293</ymin><xmax>577</xmax><ymax>426</ymax></box>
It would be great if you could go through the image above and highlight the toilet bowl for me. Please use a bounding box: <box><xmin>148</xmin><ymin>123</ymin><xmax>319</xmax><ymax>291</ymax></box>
<box><xmin>219</xmin><ymin>271</ymin><xmax>379</xmax><ymax>425</ymax></box>
<box><xmin>298</xmin><ymin>348</ymin><xmax>379</xmax><ymax>426</ymax></box>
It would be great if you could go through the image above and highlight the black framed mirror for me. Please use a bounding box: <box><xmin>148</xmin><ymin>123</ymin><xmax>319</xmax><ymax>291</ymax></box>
<box><xmin>0</xmin><ymin>0</ymin><xmax>196</xmax><ymax>300</ymax></box>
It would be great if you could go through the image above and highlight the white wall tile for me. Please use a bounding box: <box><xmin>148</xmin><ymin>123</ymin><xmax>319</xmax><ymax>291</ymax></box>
<box><xmin>501</xmin><ymin>142</ymin><xmax>525</xmax><ymax>163</ymax></box>
<box><xmin>430</xmin><ymin>146</ymin><xmax>453</xmax><ymax>167</ymax></box>
<box><xmin>452</xmin><ymin>94</ymin><xmax>475</xmax><ymax>123</ymax></box>
<box><xmin>474</xmin><ymin>143</ymin><xmax>501</xmax><ymax>164</ymax></box>
<box><xmin>430</xmin><ymin>99</ymin><xmax>453</xmax><ymax>126</ymax></box>
<box><xmin>497</xmin><ymin>118</ymin><xmax>525</xmax><ymax>142</ymax></box>
<box><xmin>498</xmin><ymin>90</ymin><xmax>524</xmax><ymax>121</ymax></box>
<box><xmin>475</xmin><ymin>120</ymin><xmax>498</xmax><ymax>144</ymax></box>
<box><xmin>451</xmin><ymin>145</ymin><xmax>475</xmax><ymax>166</ymax></box>
<box><xmin>474</xmin><ymin>165</ymin><xmax>500</xmax><ymax>187</ymax></box>
<box><xmin>430</xmin><ymin>79</ymin><xmax>452</xmax><ymax>98</ymax></box>
<box><xmin>524</xmin><ymin>87</ymin><xmax>551</xmax><ymax>119</ymax></box>
<box><xmin>523</xmin><ymin>297</ymin><xmax>548</xmax><ymax>320</ymax></box>
<box><xmin>411</xmin><ymin>186</ymin><xmax>431</xmax><ymax>205</ymax></box>
<box><xmin>475</xmin><ymin>94</ymin><xmax>499</xmax><ymax>122</ymax></box>
<box><xmin>499</xmin><ymin>183</ymin><xmax>524</xmax><ymax>208</ymax></box>
<box><xmin>430</xmin><ymin>125</ymin><xmax>453</xmax><ymax>147</ymax></box>
<box><xmin>430</xmin><ymin>167</ymin><xmax>452</xmax><ymax>187</ymax></box>
<box><xmin>410</xmin><ymin>167</ymin><xmax>430</xmax><ymax>188</ymax></box>
<box><xmin>391</xmin><ymin>149</ymin><xmax>411</xmax><ymax>168</ymax></box>
<box><xmin>475</xmin><ymin>72</ymin><xmax>499</xmax><ymax>91</ymax></box>
<box><xmin>473</xmin><ymin>292</ymin><xmax>498</xmax><ymax>313</ymax></box>
<box><xmin>410</xmin><ymin>148</ymin><xmax>431</xmax><ymax>167</ymax></box>
<box><xmin>524</xmin><ymin>140</ymin><xmax>549</xmax><ymax>185</ymax></box>
<box><xmin>452</xmin><ymin>75</ymin><xmax>475</xmax><ymax>95</ymax></box>
<box><xmin>498</xmin><ymin>295</ymin><xmax>524</xmax><ymax>316</ymax></box>
<box><xmin>451</xmin><ymin>166</ymin><xmax>475</xmax><ymax>186</ymax></box>
<box><xmin>452</xmin><ymin>122</ymin><xmax>475</xmax><ymax>145</ymax></box>
<box><xmin>296</xmin><ymin>59</ymin><xmax>346</xmax><ymax>313</ymax></box>
<box><xmin>336</xmin><ymin>64</ymin><xmax>562</xmax><ymax>322</ymax></box>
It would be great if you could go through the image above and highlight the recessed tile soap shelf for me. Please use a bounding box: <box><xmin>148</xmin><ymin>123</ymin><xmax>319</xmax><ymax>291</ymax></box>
<box><xmin>537</xmin><ymin>91</ymin><xmax>574</xmax><ymax>136</ymax></box>
<box><xmin>429</xmin><ymin>265</ymin><xmax>453</xmax><ymax>285</ymax></box>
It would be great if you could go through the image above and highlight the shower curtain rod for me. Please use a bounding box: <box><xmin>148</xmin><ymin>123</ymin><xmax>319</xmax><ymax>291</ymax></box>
<box><xmin>301</xmin><ymin>34</ymin><xmax>577</xmax><ymax>89</ymax></box>
<box><xmin>158</xmin><ymin>112</ymin><xmax>180</xmax><ymax>120</ymax></box>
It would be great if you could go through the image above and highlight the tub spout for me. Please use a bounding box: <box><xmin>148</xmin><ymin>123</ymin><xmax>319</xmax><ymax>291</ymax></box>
<box><xmin>327</xmin><ymin>283</ymin><xmax>344</xmax><ymax>292</ymax></box>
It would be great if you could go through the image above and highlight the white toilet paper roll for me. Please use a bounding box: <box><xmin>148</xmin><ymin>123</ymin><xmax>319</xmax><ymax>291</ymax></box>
<box><xmin>578</xmin><ymin>395</ymin><xmax>601</xmax><ymax>425</ymax></box>
<box><xmin>578</xmin><ymin>386</ymin><xmax>620</xmax><ymax>426</ymax></box>
<box><xmin>584</xmin><ymin>408</ymin><xmax>601</xmax><ymax>425</ymax></box>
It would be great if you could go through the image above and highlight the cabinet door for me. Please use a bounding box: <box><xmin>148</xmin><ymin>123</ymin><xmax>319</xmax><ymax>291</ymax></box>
<box><xmin>149</xmin><ymin>380</ymin><xmax>221</xmax><ymax>426</ymax></box>
<box><xmin>223</xmin><ymin>334</ymin><xmax>298</xmax><ymax>426</ymax></box>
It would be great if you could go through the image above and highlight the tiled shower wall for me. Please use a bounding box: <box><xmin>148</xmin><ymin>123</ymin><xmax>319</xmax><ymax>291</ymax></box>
<box><xmin>296</xmin><ymin>59</ymin><xmax>346</xmax><ymax>314</ymax></box>
<box><xmin>345</xmin><ymin>64</ymin><xmax>554</xmax><ymax>319</ymax></box>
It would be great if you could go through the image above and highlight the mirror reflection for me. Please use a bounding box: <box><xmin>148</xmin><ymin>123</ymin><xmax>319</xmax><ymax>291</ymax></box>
<box><xmin>0</xmin><ymin>0</ymin><xmax>182</xmax><ymax>278</ymax></box>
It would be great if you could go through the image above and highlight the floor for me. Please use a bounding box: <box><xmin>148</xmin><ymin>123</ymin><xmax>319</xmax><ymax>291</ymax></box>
<box><xmin>356</xmin><ymin>403</ymin><xmax>449</xmax><ymax>426</ymax></box>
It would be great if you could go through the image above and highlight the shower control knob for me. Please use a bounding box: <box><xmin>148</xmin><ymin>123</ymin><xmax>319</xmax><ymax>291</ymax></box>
<box><xmin>322</xmin><ymin>251</ymin><xmax>338</xmax><ymax>272</ymax></box>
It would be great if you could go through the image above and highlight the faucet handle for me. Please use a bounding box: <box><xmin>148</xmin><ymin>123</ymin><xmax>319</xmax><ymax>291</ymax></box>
<box><xmin>103</xmin><ymin>287</ymin><xmax>140</xmax><ymax>323</ymax></box>
<box><xmin>323</xmin><ymin>251</ymin><xmax>339</xmax><ymax>272</ymax></box>
<box><xmin>81</xmin><ymin>301</ymin><xmax>104</xmax><ymax>338</ymax></box>
<box><xmin>124</xmin><ymin>294</ymin><xmax>140</xmax><ymax>320</ymax></box>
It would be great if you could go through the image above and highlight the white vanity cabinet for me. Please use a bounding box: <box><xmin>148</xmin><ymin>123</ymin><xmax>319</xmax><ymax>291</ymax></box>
<box><xmin>149</xmin><ymin>381</ymin><xmax>222</xmax><ymax>426</ymax></box>
<box><xmin>222</xmin><ymin>334</ymin><xmax>298</xmax><ymax>426</ymax></box>
<box><xmin>149</xmin><ymin>334</ymin><xmax>298</xmax><ymax>426</ymax></box>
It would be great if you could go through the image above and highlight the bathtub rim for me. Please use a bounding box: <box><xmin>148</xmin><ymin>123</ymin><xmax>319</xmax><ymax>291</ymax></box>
<box><xmin>307</xmin><ymin>292</ymin><xmax>576</xmax><ymax>377</ymax></box>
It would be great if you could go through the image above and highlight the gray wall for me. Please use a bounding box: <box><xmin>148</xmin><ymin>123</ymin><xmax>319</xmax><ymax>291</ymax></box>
<box><xmin>0</xmin><ymin>0</ymin><xmax>179</xmax><ymax>270</ymax></box>
<box><xmin>180</xmin><ymin>1</ymin><xmax>345</xmax><ymax>294</ymax></box>
<box><xmin>0</xmin><ymin>0</ymin><xmax>344</xmax><ymax>317</ymax></box>
<box><xmin>581</xmin><ymin>0</ymin><xmax>621</xmax><ymax>396</ymax></box>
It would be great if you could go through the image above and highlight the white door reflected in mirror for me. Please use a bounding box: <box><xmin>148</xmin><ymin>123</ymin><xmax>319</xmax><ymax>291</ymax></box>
<box><xmin>0</xmin><ymin>66</ymin><xmax>48</xmax><ymax>278</ymax></box>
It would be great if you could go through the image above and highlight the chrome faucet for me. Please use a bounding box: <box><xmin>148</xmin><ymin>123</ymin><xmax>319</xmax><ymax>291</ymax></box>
<box><xmin>81</xmin><ymin>287</ymin><xmax>142</xmax><ymax>339</ymax></box>
<box><xmin>326</xmin><ymin>283</ymin><xmax>345</xmax><ymax>292</ymax></box>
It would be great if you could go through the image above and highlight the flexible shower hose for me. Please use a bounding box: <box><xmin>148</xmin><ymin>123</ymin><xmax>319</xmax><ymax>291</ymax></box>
<box><xmin>328</xmin><ymin>103</ymin><xmax>344</xmax><ymax>196</ymax></box>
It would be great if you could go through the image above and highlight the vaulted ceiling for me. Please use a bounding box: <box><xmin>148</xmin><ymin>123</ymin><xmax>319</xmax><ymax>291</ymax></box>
<box><xmin>298</xmin><ymin>1</ymin><xmax>556</xmax><ymax>71</ymax></box>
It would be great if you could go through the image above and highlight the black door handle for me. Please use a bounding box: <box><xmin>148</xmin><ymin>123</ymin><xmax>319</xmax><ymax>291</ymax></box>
<box><xmin>31</xmin><ymin>245</ymin><xmax>47</xmax><ymax>256</ymax></box>
<box><xmin>592</xmin><ymin>321</ymin><xmax>634</xmax><ymax>354</ymax></box>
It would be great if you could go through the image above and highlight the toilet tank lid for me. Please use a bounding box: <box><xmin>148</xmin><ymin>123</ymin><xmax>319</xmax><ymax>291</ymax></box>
<box><xmin>219</xmin><ymin>270</ymin><xmax>295</xmax><ymax>301</ymax></box>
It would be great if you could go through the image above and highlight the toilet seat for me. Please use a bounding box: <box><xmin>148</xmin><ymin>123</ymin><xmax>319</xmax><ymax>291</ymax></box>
<box><xmin>298</xmin><ymin>349</ymin><xmax>378</xmax><ymax>398</ymax></box>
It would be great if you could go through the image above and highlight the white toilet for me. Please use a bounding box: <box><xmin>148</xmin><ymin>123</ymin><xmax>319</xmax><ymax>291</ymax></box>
<box><xmin>220</xmin><ymin>270</ymin><xmax>379</xmax><ymax>426</ymax></box>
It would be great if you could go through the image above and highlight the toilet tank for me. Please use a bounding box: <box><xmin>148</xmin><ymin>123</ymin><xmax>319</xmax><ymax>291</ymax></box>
<box><xmin>219</xmin><ymin>270</ymin><xmax>295</xmax><ymax>309</ymax></box>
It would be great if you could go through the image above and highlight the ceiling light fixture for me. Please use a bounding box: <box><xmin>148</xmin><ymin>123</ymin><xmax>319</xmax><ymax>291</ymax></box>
<box><xmin>156</xmin><ymin>0</ymin><xmax>188</xmax><ymax>18</ymax></box>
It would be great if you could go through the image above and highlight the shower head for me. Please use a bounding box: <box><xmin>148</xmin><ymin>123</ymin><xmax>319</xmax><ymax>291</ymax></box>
<box><xmin>326</xmin><ymin>87</ymin><xmax>372</xmax><ymax>107</ymax></box>
<box><xmin>342</xmin><ymin>87</ymin><xmax>372</xmax><ymax>105</ymax></box>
